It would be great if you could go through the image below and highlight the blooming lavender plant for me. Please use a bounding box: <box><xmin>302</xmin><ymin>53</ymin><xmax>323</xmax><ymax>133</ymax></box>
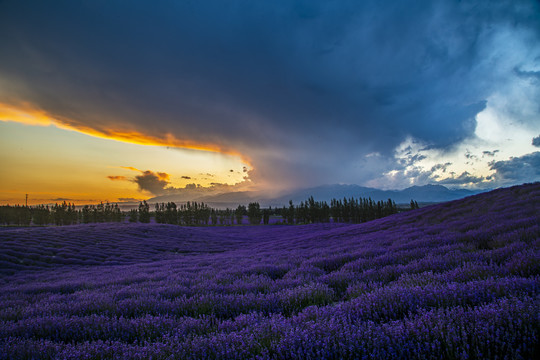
<box><xmin>0</xmin><ymin>183</ymin><xmax>539</xmax><ymax>359</ymax></box>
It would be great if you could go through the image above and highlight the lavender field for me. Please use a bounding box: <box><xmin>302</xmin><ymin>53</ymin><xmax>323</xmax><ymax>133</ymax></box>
<box><xmin>1</xmin><ymin>184</ymin><xmax>539</xmax><ymax>359</ymax></box>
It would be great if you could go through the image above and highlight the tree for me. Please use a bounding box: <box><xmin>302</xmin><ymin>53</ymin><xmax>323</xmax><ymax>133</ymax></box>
<box><xmin>128</xmin><ymin>209</ymin><xmax>138</xmax><ymax>222</ymax></box>
<box><xmin>112</xmin><ymin>204</ymin><xmax>123</xmax><ymax>222</ymax></box>
<box><xmin>32</xmin><ymin>205</ymin><xmax>50</xmax><ymax>225</ymax></box>
<box><xmin>155</xmin><ymin>203</ymin><xmax>163</xmax><ymax>223</ymax></box>
<box><xmin>235</xmin><ymin>205</ymin><xmax>246</xmax><ymax>225</ymax></box>
<box><xmin>164</xmin><ymin>202</ymin><xmax>178</xmax><ymax>224</ymax></box>
<box><xmin>247</xmin><ymin>202</ymin><xmax>262</xmax><ymax>225</ymax></box>
<box><xmin>287</xmin><ymin>200</ymin><xmax>295</xmax><ymax>225</ymax></box>
<box><xmin>263</xmin><ymin>208</ymin><xmax>270</xmax><ymax>225</ymax></box>
<box><xmin>211</xmin><ymin>209</ymin><xmax>218</xmax><ymax>225</ymax></box>
<box><xmin>139</xmin><ymin>201</ymin><xmax>151</xmax><ymax>223</ymax></box>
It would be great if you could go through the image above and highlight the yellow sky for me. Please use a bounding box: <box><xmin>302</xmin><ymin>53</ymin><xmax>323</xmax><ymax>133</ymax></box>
<box><xmin>0</xmin><ymin>106</ymin><xmax>250</xmax><ymax>205</ymax></box>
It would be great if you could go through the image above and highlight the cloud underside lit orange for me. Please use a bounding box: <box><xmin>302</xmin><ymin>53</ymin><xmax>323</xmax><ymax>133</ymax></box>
<box><xmin>0</xmin><ymin>101</ymin><xmax>251</xmax><ymax>164</ymax></box>
<box><xmin>107</xmin><ymin>175</ymin><xmax>127</xmax><ymax>181</ymax></box>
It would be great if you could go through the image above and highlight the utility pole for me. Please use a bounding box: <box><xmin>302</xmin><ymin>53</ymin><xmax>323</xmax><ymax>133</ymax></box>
<box><xmin>25</xmin><ymin>194</ymin><xmax>28</xmax><ymax>207</ymax></box>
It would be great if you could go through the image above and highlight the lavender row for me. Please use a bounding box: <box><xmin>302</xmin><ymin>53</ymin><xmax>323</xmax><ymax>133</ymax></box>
<box><xmin>0</xmin><ymin>183</ymin><xmax>538</xmax><ymax>358</ymax></box>
<box><xmin>1</xmin><ymin>295</ymin><xmax>537</xmax><ymax>359</ymax></box>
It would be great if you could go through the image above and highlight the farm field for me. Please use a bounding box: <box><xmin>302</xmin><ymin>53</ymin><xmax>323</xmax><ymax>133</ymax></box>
<box><xmin>0</xmin><ymin>183</ymin><xmax>539</xmax><ymax>359</ymax></box>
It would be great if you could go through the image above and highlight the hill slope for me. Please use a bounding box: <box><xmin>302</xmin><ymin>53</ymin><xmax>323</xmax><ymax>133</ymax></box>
<box><xmin>0</xmin><ymin>183</ymin><xmax>539</xmax><ymax>359</ymax></box>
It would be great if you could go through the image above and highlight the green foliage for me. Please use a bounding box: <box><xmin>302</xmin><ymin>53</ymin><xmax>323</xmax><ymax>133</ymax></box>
<box><xmin>0</xmin><ymin>205</ymin><xmax>31</xmax><ymax>225</ymax></box>
<box><xmin>329</xmin><ymin>197</ymin><xmax>398</xmax><ymax>223</ymax></box>
<box><xmin>263</xmin><ymin>208</ymin><xmax>270</xmax><ymax>225</ymax></box>
<box><xmin>1</xmin><ymin>194</ymin><xmax>401</xmax><ymax>227</ymax></box>
<box><xmin>247</xmin><ymin>202</ymin><xmax>262</xmax><ymax>225</ymax></box>
<box><xmin>31</xmin><ymin>205</ymin><xmax>50</xmax><ymax>225</ymax></box>
<box><xmin>138</xmin><ymin>201</ymin><xmax>151</xmax><ymax>223</ymax></box>
<box><xmin>236</xmin><ymin>205</ymin><xmax>246</xmax><ymax>225</ymax></box>
<box><xmin>128</xmin><ymin>209</ymin><xmax>138</xmax><ymax>223</ymax></box>
<box><xmin>0</xmin><ymin>201</ymin><xmax>123</xmax><ymax>226</ymax></box>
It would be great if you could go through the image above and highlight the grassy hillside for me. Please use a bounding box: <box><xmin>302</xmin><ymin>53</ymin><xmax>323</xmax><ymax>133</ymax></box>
<box><xmin>1</xmin><ymin>183</ymin><xmax>539</xmax><ymax>359</ymax></box>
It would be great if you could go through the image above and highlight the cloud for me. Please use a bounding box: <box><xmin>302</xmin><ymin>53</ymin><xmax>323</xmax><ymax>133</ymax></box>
<box><xmin>130</xmin><ymin>168</ymin><xmax>252</xmax><ymax>198</ymax></box>
<box><xmin>438</xmin><ymin>172</ymin><xmax>485</xmax><ymax>185</ymax></box>
<box><xmin>117</xmin><ymin>197</ymin><xmax>141</xmax><ymax>202</ymax></box>
<box><xmin>464</xmin><ymin>151</ymin><xmax>479</xmax><ymax>161</ymax></box>
<box><xmin>489</xmin><ymin>152</ymin><xmax>540</xmax><ymax>184</ymax></box>
<box><xmin>121</xmin><ymin>166</ymin><xmax>142</xmax><ymax>172</ymax></box>
<box><xmin>1</xmin><ymin>1</ymin><xmax>539</xmax><ymax>189</ymax></box>
<box><xmin>482</xmin><ymin>150</ymin><xmax>500</xmax><ymax>157</ymax></box>
<box><xmin>514</xmin><ymin>68</ymin><xmax>540</xmax><ymax>82</ymax></box>
<box><xmin>133</xmin><ymin>170</ymin><xmax>171</xmax><ymax>195</ymax></box>
<box><xmin>49</xmin><ymin>198</ymin><xmax>100</xmax><ymax>203</ymax></box>
<box><xmin>430</xmin><ymin>162</ymin><xmax>452</xmax><ymax>173</ymax></box>
<box><xmin>143</xmin><ymin>179</ymin><xmax>252</xmax><ymax>201</ymax></box>
<box><xmin>181</xmin><ymin>176</ymin><xmax>192</xmax><ymax>180</ymax></box>
<box><xmin>107</xmin><ymin>175</ymin><xmax>127</xmax><ymax>181</ymax></box>
<box><xmin>156</xmin><ymin>172</ymin><xmax>169</xmax><ymax>181</ymax></box>
<box><xmin>533</xmin><ymin>135</ymin><xmax>540</xmax><ymax>148</ymax></box>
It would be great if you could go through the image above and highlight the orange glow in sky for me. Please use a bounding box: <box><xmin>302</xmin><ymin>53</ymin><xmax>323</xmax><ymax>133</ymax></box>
<box><xmin>0</xmin><ymin>102</ymin><xmax>252</xmax><ymax>205</ymax></box>
<box><xmin>0</xmin><ymin>102</ymin><xmax>250</xmax><ymax>160</ymax></box>
<box><xmin>0</xmin><ymin>102</ymin><xmax>56</xmax><ymax>126</ymax></box>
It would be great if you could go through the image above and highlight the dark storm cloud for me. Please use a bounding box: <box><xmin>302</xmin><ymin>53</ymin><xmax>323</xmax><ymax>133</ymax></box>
<box><xmin>133</xmin><ymin>171</ymin><xmax>170</xmax><ymax>195</ymax></box>
<box><xmin>489</xmin><ymin>152</ymin><xmax>540</xmax><ymax>183</ymax></box>
<box><xmin>1</xmin><ymin>0</ymin><xmax>539</xmax><ymax>188</ymax></box>
<box><xmin>533</xmin><ymin>135</ymin><xmax>540</xmax><ymax>148</ymax></box>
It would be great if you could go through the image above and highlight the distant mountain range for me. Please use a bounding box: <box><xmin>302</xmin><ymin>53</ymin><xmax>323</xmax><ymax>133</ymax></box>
<box><xmin>270</xmin><ymin>184</ymin><xmax>480</xmax><ymax>205</ymax></box>
<box><xmin>146</xmin><ymin>184</ymin><xmax>484</xmax><ymax>208</ymax></box>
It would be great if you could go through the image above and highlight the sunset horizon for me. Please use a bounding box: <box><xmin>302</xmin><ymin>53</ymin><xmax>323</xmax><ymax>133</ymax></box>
<box><xmin>1</xmin><ymin>2</ymin><xmax>539</xmax><ymax>357</ymax></box>
<box><xmin>1</xmin><ymin>1</ymin><xmax>539</xmax><ymax>204</ymax></box>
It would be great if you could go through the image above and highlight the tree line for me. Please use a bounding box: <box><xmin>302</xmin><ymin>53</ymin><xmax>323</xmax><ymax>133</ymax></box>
<box><xmin>0</xmin><ymin>202</ymin><xmax>123</xmax><ymax>226</ymax></box>
<box><xmin>148</xmin><ymin>196</ymin><xmax>401</xmax><ymax>226</ymax></box>
<box><xmin>0</xmin><ymin>196</ymin><xmax>417</xmax><ymax>226</ymax></box>
<box><xmin>149</xmin><ymin>201</ymin><xmax>262</xmax><ymax>226</ymax></box>
<box><xmin>277</xmin><ymin>196</ymin><xmax>398</xmax><ymax>225</ymax></box>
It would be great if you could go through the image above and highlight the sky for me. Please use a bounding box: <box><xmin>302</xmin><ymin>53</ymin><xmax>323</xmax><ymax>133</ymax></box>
<box><xmin>1</xmin><ymin>0</ymin><xmax>539</xmax><ymax>205</ymax></box>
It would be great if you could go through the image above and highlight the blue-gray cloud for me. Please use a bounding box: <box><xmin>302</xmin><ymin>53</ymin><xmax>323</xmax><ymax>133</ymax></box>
<box><xmin>533</xmin><ymin>136</ymin><xmax>540</xmax><ymax>148</ymax></box>
<box><xmin>489</xmin><ymin>152</ymin><xmax>540</xmax><ymax>184</ymax></box>
<box><xmin>482</xmin><ymin>150</ymin><xmax>500</xmax><ymax>157</ymax></box>
<box><xmin>1</xmin><ymin>0</ymin><xmax>539</xmax><ymax>188</ymax></box>
<box><xmin>431</xmin><ymin>162</ymin><xmax>452</xmax><ymax>173</ymax></box>
<box><xmin>438</xmin><ymin>171</ymin><xmax>485</xmax><ymax>185</ymax></box>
